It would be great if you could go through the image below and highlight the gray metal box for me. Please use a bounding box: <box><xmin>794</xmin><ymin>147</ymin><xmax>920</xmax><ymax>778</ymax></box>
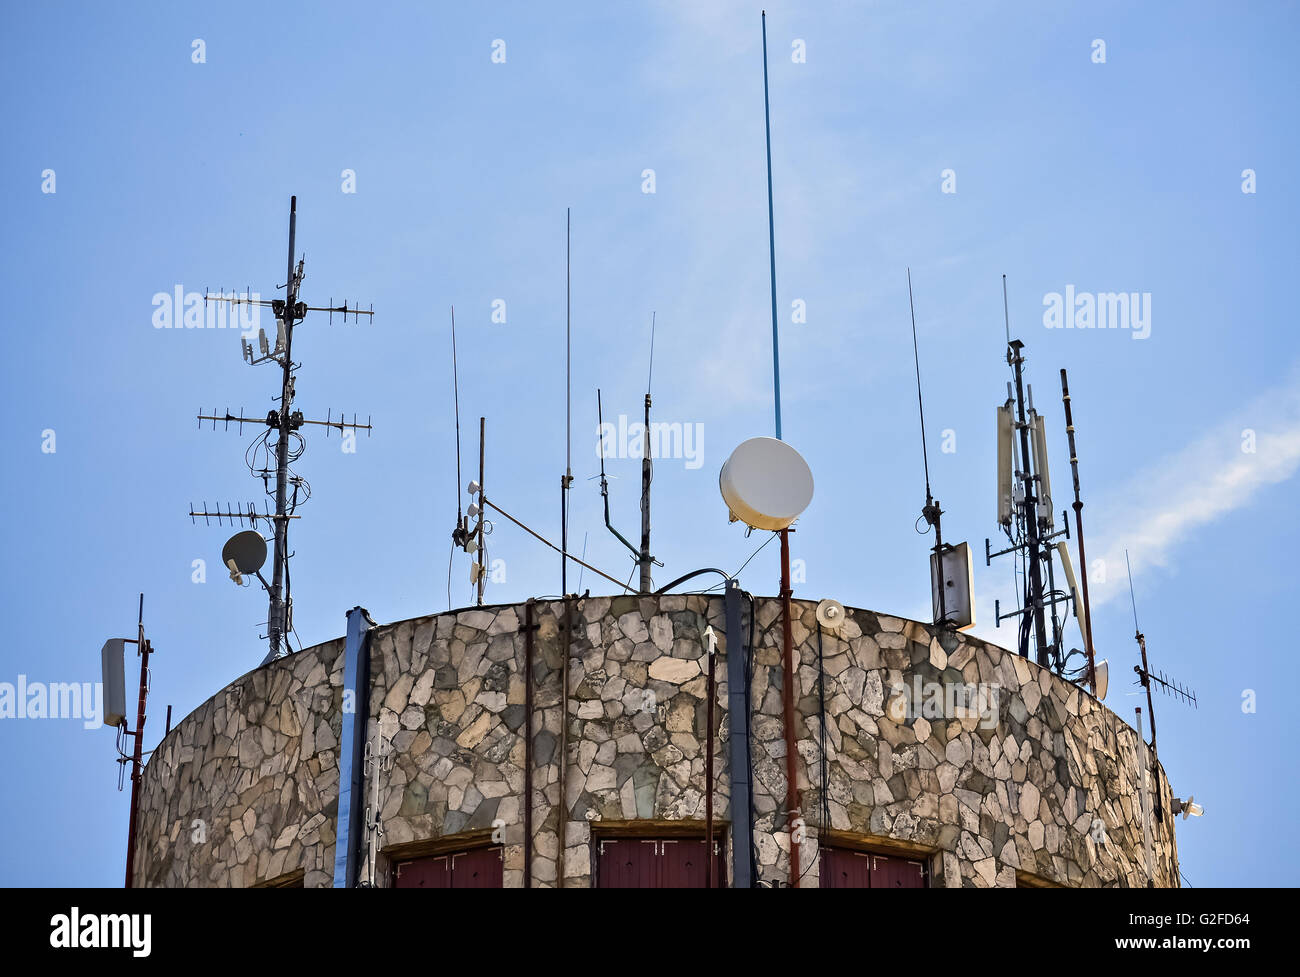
<box><xmin>101</xmin><ymin>638</ymin><xmax>127</xmax><ymax>727</ymax></box>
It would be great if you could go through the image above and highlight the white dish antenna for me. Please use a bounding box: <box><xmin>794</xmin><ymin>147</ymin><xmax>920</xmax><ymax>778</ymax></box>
<box><xmin>719</xmin><ymin>437</ymin><xmax>814</xmax><ymax>531</ymax></box>
<box><xmin>1092</xmin><ymin>658</ymin><xmax>1108</xmax><ymax>700</ymax></box>
<box><xmin>815</xmin><ymin>598</ymin><xmax>846</xmax><ymax>632</ymax></box>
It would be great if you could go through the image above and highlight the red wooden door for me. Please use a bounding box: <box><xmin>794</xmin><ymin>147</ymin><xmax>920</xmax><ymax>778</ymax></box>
<box><xmin>451</xmin><ymin>847</ymin><xmax>504</xmax><ymax>888</ymax></box>
<box><xmin>819</xmin><ymin>847</ymin><xmax>870</xmax><ymax>888</ymax></box>
<box><xmin>868</xmin><ymin>852</ymin><xmax>926</xmax><ymax>888</ymax></box>
<box><xmin>660</xmin><ymin>840</ymin><xmax>726</xmax><ymax>888</ymax></box>
<box><xmin>597</xmin><ymin>839</ymin><xmax>726</xmax><ymax>888</ymax></box>
<box><xmin>394</xmin><ymin>847</ymin><xmax>503</xmax><ymax>888</ymax></box>
<box><xmin>597</xmin><ymin>839</ymin><xmax>659</xmax><ymax>888</ymax></box>
<box><xmin>394</xmin><ymin>854</ymin><xmax>450</xmax><ymax>888</ymax></box>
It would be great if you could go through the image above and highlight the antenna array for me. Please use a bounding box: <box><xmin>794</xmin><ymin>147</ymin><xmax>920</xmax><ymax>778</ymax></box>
<box><xmin>191</xmin><ymin>196</ymin><xmax>374</xmax><ymax>663</ymax></box>
<box><xmin>986</xmin><ymin>279</ymin><xmax>1076</xmax><ymax>672</ymax></box>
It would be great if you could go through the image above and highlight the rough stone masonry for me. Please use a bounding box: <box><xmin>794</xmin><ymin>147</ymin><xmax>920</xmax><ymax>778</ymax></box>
<box><xmin>134</xmin><ymin>595</ymin><xmax>1178</xmax><ymax>888</ymax></box>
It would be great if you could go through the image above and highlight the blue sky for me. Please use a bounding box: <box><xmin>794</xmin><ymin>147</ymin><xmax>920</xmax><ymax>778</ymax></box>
<box><xmin>2</xmin><ymin>1</ymin><xmax>1295</xmax><ymax>887</ymax></box>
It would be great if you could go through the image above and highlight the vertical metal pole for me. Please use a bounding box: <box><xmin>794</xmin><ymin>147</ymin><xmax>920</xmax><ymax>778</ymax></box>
<box><xmin>762</xmin><ymin>10</ymin><xmax>782</xmax><ymax>441</ymax></box>
<box><xmin>1009</xmin><ymin>341</ymin><xmax>1049</xmax><ymax>665</ymax></box>
<box><xmin>1136</xmin><ymin>631</ymin><xmax>1163</xmax><ymax>820</ymax></box>
<box><xmin>704</xmin><ymin>629</ymin><xmax>716</xmax><ymax>887</ymax></box>
<box><xmin>639</xmin><ymin>393</ymin><xmax>653</xmax><ymax>593</ymax></box>
<box><xmin>523</xmin><ymin>599</ymin><xmax>535</xmax><ymax>888</ymax></box>
<box><xmin>477</xmin><ymin>417</ymin><xmax>486</xmax><ymax>607</ymax></box>
<box><xmin>268</xmin><ymin>196</ymin><xmax>298</xmax><ymax>659</ymax></box>
<box><xmin>561</xmin><ymin>209</ymin><xmax>572</xmax><ymax>597</ymax></box>
<box><xmin>725</xmin><ymin>580</ymin><xmax>754</xmax><ymax>888</ymax></box>
<box><xmin>779</xmin><ymin>530</ymin><xmax>800</xmax><ymax>886</ymax></box>
<box><xmin>1060</xmin><ymin>369</ymin><xmax>1098</xmax><ymax>688</ymax></box>
<box><xmin>557</xmin><ymin>597</ymin><xmax>570</xmax><ymax>888</ymax></box>
<box><xmin>1136</xmin><ymin>707</ymin><xmax>1156</xmax><ymax>887</ymax></box>
<box><xmin>333</xmin><ymin>606</ymin><xmax>373</xmax><ymax>888</ymax></box>
<box><xmin>124</xmin><ymin>594</ymin><xmax>148</xmax><ymax>889</ymax></box>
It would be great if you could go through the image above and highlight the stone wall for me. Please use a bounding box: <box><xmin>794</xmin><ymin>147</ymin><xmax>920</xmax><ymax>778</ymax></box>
<box><xmin>135</xmin><ymin>595</ymin><xmax>1178</xmax><ymax>888</ymax></box>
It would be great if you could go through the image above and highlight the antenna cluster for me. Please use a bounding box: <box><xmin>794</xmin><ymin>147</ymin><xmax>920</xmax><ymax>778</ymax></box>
<box><xmin>986</xmin><ymin>278</ymin><xmax>1078</xmax><ymax>674</ymax></box>
<box><xmin>191</xmin><ymin>196</ymin><xmax>375</xmax><ymax>664</ymax></box>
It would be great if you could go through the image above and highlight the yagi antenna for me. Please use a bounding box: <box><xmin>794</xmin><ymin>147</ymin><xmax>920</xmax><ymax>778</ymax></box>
<box><xmin>192</xmin><ymin>196</ymin><xmax>375</xmax><ymax>664</ymax></box>
<box><xmin>1125</xmin><ymin>548</ymin><xmax>1197</xmax><ymax>824</ymax></box>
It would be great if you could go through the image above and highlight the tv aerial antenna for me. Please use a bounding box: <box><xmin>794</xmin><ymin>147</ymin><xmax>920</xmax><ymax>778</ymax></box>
<box><xmin>1126</xmin><ymin>550</ymin><xmax>1197</xmax><ymax>823</ymax></box>
<box><xmin>986</xmin><ymin>276</ymin><xmax>1075</xmax><ymax>672</ymax></box>
<box><xmin>906</xmin><ymin>270</ymin><xmax>975</xmax><ymax>650</ymax></box>
<box><xmin>190</xmin><ymin>196</ymin><xmax>374</xmax><ymax>664</ymax></box>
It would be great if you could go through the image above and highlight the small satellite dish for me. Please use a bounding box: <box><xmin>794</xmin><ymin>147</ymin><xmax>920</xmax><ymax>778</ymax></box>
<box><xmin>815</xmin><ymin>598</ymin><xmax>845</xmax><ymax>632</ymax></box>
<box><xmin>719</xmin><ymin>437</ymin><xmax>814</xmax><ymax>531</ymax></box>
<box><xmin>222</xmin><ymin>530</ymin><xmax>267</xmax><ymax>584</ymax></box>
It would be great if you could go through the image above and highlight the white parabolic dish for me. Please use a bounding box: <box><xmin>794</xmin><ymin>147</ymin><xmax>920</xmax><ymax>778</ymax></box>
<box><xmin>719</xmin><ymin>437</ymin><xmax>814</xmax><ymax>531</ymax></box>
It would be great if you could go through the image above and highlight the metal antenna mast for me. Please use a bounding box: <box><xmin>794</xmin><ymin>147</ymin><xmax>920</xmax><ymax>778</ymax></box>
<box><xmin>192</xmin><ymin>196</ymin><xmax>374</xmax><ymax>663</ymax></box>
<box><xmin>1060</xmin><ymin>368</ymin><xmax>1098</xmax><ymax>688</ymax></box>
<box><xmin>1126</xmin><ymin>550</ymin><xmax>1198</xmax><ymax>824</ymax></box>
<box><xmin>561</xmin><ymin>208</ymin><xmax>574</xmax><ymax>596</ymax></box>
<box><xmin>986</xmin><ymin>277</ymin><xmax>1072</xmax><ymax>670</ymax></box>
<box><xmin>908</xmin><ymin>270</ymin><xmax>949</xmax><ymax>629</ymax></box>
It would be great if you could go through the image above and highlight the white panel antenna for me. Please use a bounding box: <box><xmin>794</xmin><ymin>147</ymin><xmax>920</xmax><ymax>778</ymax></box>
<box><xmin>1032</xmin><ymin>412</ymin><xmax>1054</xmax><ymax>528</ymax></box>
<box><xmin>996</xmin><ymin>404</ymin><xmax>1014</xmax><ymax>527</ymax></box>
<box><xmin>930</xmin><ymin>541</ymin><xmax>976</xmax><ymax>631</ymax></box>
<box><xmin>100</xmin><ymin>638</ymin><xmax>128</xmax><ymax>727</ymax></box>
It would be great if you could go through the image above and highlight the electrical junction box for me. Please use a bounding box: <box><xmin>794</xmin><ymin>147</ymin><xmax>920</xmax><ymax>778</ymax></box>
<box><xmin>930</xmin><ymin>541</ymin><xmax>976</xmax><ymax>632</ymax></box>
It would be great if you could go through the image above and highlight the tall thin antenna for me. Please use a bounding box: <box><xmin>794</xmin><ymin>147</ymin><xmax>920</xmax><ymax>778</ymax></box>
<box><xmin>646</xmin><ymin>311</ymin><xmax>656</xmax><ymax>396</ymax></box>
<box><xmin>452</xmin><ymin>305</ymin><xmax>463</xmax><ymax>522</ymax></box>
<box><xmin>1002</xmin><ymin>273</ymin><xmax>1011</xmax><ymax>346</ymax></box>
<box><xmin>908</xmin><ymin>268</ymin><xmax>932</xmax><ymax>502</ymax></box>
<box><xmin>561</xmin><ymin>208</ymin><xmax>573</xmax><ymax>595</ymax></box>
<box><xmin>762</xmin><ymin>9</ymin><xmax>782</xmax><ymax>442</ymax></box>
<box><xmin>1126</xmin><ymin>549</ymin><xmax>1141</xmax><ymax>633</ymax></box>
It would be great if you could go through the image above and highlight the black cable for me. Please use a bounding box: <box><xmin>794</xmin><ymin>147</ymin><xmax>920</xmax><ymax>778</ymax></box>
<box><xmin>652</xmin><ymin>567</ymin><xmax>730</xmax><ymax>595</ymax></box>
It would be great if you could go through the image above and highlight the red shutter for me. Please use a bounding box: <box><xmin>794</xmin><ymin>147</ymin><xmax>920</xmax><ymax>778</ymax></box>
<box><xmin>869</xmin><ymin>852</ymin><xmax>926</xmax><ymax>888</ymax></box>
<box><xmin>819</xmin><ymin>847</ymin><xmax>870</xmax><ymax>888</ymax></box>
<box><xmin>818</xmin><ymin>846</ymin><xmax>927</xmax><ymax>888</ymax></box>
<box><xmin>597</xmin><ymin>838</ymin><xmax>726</xmax><ymax>888</ymax></box>
<box><xmin>394</xmin><ymin>847</ymin><xmax>503</xmax><ymax>888</ymax></box>
<box><xmin>394</xmin><ymin>854</ymin><xmax>450</xmax><ymax>888</ymax></box>
<box><xmin>451</xmin><ymin>847</ymin><xmax>504</xmax><ymax>888</ymax></box>
<box><xmin>597</xmin><ymin>839</ymin><xmax>659</xmax><ymax>888</ymax></box>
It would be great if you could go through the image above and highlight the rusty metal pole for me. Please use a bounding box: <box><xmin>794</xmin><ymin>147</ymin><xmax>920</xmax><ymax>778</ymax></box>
<box><xmin>779</xmin><ymin>529</ymin><xmax>800</xmax><ymax>887</ymax></box>
<box><xmin>524</xmin><ymin>599</ymin><xmax>535</xmax><ymax>888</ymax></box>
<box><xmin>124</xmin><ymin>596</ymin><xmax>149</xmax><ymax>888</ymax></box>
<box><xmin>1060</xmin><ymin>369</ymin><xmax>1097</xmax><ymax>687</ymax></box>
<box><xmin>705</xmin><ymin>626</ymin><xmax>716</xmax><ymax>887</ymax></box>
<box><xmin>557</xmin><ymin>597</ymin><xmax>570</xmax><ymax>888</ymax></box>
<box><xmin>476</xmin><ymin>417</ymin><xmax>485</xmax><ymax>606</ymax></box>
